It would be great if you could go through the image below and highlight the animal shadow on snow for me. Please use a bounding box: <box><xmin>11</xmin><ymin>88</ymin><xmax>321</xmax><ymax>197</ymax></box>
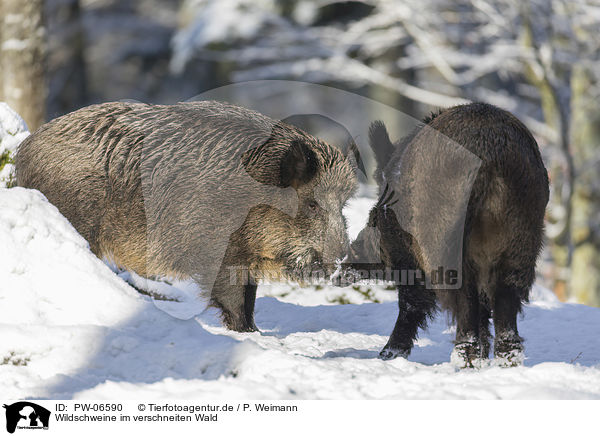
<box><xmin>252</xmin><ymin>296</ymin><xmax>600</xmax><ymax>367</ymax></box>
<box><xmin>42</xmin><ymin>291</ymin><xmax>600</xmax><ymax>398</ymax></box>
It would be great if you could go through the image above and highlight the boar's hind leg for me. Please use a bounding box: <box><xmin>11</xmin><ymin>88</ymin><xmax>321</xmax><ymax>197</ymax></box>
<box><xmin>449</xmin><ymin>281</ymin><xmax>486</xmax><ymax>368</ymax></box>
<box><xmin>493</xmin><ymin>276</ymin><xmax>528</xmax><ymax>366</ymax></box>
<box><xmin>380</xmin><ymin>286</ymin><xmax>437</xmax><ymax>360</ymax></box>
<box><xmin>478</xmin><ymin>294</ymin><xmax>492</xmax><ymax>359</ymax></box>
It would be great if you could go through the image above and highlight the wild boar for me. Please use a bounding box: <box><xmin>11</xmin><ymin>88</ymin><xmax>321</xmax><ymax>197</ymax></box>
<box><xmin>16</xmin><ymin>100</ymin><xmax>358</xmax><ymax>332</ymax></box>
<box><xmin>347</xmin><ymin>103</ymin><xmax>549</xmax><ymax>366</ymax></box>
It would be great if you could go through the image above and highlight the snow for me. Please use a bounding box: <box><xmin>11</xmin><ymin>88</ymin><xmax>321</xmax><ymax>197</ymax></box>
<box><xmin>1</xmin><ymin>39</ymin><xmax>30</xmax><ymax>51</ymax></box>
<box><xmin>0</xmin><ymin>102</ymin><xmax>29</xmax><ymax>150</ymax></box>
<box><xmin>0</xmin><ymin>102</ymin><xmax>30</xmax><ymax>187</ymax></box>
<box><xmin>1</xmin><ymin>187</ymin><xmax>600</xmax><ymax>400</ymax></box>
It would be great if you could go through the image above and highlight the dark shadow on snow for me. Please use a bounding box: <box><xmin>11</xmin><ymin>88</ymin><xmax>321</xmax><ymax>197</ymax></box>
<box><xmin>38</xmin><ymin>293</ymin><xmax>600</xmax><ymax>399</ymax></box>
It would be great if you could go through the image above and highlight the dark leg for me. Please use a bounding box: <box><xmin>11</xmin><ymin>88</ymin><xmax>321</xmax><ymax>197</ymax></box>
<box><xmin>451</xmin><ymin>283</ymin><xmax>482</xmax><ymax>367</ymax></box>
<box><xmin>380</xmin><ymin>286</ymin><xmax>437</xmax><ymax>360</ymax></box>
<box><xmin>493</xmin><ymin>283</ymin><xmax>525</xmax><ymax>366</ymax></box>
<box><xmin>212</xmin><ymin>263</ymin><xmax>259</xmax><ymax>332</ymax></box>
<box><xmin>478</xmin><ymin>294</ymin><xmax>492</xmax><ymax>359</ymax></box>
<box><xmin>214</xmin><ymin>287</ymin><xmax>259</xmax><ymax>332</ymax></box>
<box><xmin>243</xmin><ymin>282</ymin><xmax>258</xmax><ymax>331</ymax></box>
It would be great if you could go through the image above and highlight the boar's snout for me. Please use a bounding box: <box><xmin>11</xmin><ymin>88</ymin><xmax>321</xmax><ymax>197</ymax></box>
<box><xmin>331</xmin><ymin>218</ymin><xmax>386</xmax><ymax>287</ymax></box>
<box><xmin>321</xmin><ymin>209</ymin><xmax>351</xmax><ymax>273</ymax></box>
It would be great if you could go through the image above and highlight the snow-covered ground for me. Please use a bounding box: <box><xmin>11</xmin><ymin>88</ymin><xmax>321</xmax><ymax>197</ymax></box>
<box><xmin>1</xmin><ymin>186</ymin><xmax>600</xmax><ymax>400</ymax></box>
<box><xmin>0</xmin><ymin>103</ymin><xmax>29</xmax><ymax>187</ymax></box>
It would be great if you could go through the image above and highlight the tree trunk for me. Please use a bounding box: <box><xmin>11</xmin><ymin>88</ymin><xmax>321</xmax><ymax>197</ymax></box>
<box><xmin>520</xmin><ymin>10</ymin><xmax>573</xmax><ymax>301</ymax></box>
<box><xmin>0</xmin><ymin>0</ymin><xmax>46</xmax><ymax>131</ymax></box>
<box><xmin>569</xmin><ymin>65</ymin><xmax>600</xmax><ymax>306</ymax></box>
<box><xmin>45</xmin><ymin>0</ymin><xmax>87</xmax><ymax>119</ymax></box>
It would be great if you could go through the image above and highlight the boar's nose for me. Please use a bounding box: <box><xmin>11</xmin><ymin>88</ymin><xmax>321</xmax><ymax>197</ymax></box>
<box><xmin>321</xmin><ymin>237</ymin><xmax>348</xmax><ymax>277</ymax></box>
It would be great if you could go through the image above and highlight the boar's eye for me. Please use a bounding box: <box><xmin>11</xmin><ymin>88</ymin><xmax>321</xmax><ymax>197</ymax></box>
<box><xmin>306</xmin><ymin>200</ymin><xmax>322</xmax><ymax>216</ymax></box>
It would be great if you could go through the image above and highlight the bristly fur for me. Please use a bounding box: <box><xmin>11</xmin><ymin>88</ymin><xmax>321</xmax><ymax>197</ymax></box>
<box><xmin>16</xmin><ymin>100</ymin><xmax>358</xmax><ymax>332</ymax></box>
<box><xmin>348</xmin><ymin>102</ymin><xmax>549</xmax><ymax>366</ymax></box>
<box><xmin>421</xmin><ymin>108</ymin><xmax>445</xmax><ymax>125</ymax></box>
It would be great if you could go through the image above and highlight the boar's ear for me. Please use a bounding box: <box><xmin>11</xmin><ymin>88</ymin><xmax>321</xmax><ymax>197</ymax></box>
<box><xmin>344</xmin><ymin>139</ymin><xmax>366</xmax><ymax>177</ymax></box>
<box><xmin>280</xmin><ymin>139</ymin><xmax>318</xmax><ymax>188</ymax></box>
<box><xmin>369</xmin><ymin>121</ymin><xmax>394</xmax><ymax>171</ymax></box>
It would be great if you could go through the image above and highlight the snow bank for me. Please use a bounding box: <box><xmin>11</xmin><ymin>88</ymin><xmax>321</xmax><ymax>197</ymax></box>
<box><xmin>0</xmin><ymin>102</ymin><xmax>29</xmax><ymax>154</ymax></box>
<box><xmin>0</xmin><ymin>188</ymin><xmax>237</xmax><ymax>398</ymax></box>
<box><xmin>1</xmin><ymin>187</ymin><xmax>599</xmax><ymax>400</ymax></box>
<box><xmin>0</xmin><ymin>102</ymin><xmax>30</xmax><ymax>187</ymax></box>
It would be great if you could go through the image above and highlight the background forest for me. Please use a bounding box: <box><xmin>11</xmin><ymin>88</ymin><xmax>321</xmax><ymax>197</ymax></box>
<box><xmin>1</xmin><ymin>0</ymin><xmax>599</xmax><ymax>306</ymax></box>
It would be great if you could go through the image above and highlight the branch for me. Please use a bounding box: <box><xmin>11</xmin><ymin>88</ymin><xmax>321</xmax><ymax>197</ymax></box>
<box><xmin>235</xmin><ymin>56</ymin><xmax>470</xmax><ymax>108</ymax></box>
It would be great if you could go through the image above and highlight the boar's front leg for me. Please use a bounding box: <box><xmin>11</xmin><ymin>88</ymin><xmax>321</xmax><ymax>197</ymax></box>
<box><xmin>242</xmin><ymin>282</ymin><xmax>258</xmax><ymax>331</ymax></box>
<box><xmin>364</xmin><ymin>188</ymin><xmax>437</xmax><ymax>359</ymax></box>
<box><xmin>211</xmin><ymin>265</ymin><xmax>259</xmax><ymax>333</ymax></box>
<box><xmin>380</xmin><ymin>286</ymin><xmax>437</xmax><ymax>360</ymax></box>
<box><xmin>215</xmin><ymin>284</ymin><xmax>258</xmax><ymax>332</ymax></box>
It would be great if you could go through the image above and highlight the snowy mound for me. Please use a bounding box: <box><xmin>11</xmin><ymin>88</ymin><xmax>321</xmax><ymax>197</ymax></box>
<box><xmin>0</xmin><ymin>102</ymin><xmax>29</xmax><ymax>154</ymax></box>
<box><xmin>1</xmin><ymin>187</ymin><xmax>600</xmax><ymax>399</ymax></box>
<box><xmin>0</xmin><ymin>188</ymin><xmax>236</xmax><ymax>397</ymax></box>
<box><xmin>0</xmin><ymin>103</ymin><xmax>30</xmax><ymax>187</ymax></box>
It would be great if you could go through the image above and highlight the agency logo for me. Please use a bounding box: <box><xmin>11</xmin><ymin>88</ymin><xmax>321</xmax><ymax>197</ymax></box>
<box><xmin>3</xmin><ymin>402</ymin><xmax>50</xmax><ymax>433</ymax></box>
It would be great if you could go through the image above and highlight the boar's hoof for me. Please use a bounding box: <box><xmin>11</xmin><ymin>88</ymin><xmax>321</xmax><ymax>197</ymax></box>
<box><xmin>379</xmin><ymin>346</ymin><xmax>409</xmax><ymax>361</ymax></box>
<box><xmin>450</xmin><ymin>341</ymin><xmax>483</xmax><ymax>368</ymax></box>
<box><xmin>222</xmin><ymin>314</ymin><xmax>260</xmax><ymax>333</ymax></box>
<box><xmin>233</xmin><ymin>322</ymin><xmax>259</xmax><ymax>333</ymax></box>
<box><xmin>494</xmin><ymin>339</ymin><xmax>524</xmax><ymax>367</ymax></box>
<box><xmin>245</xmin><ymin>323</ymin><xmax>259</xmax><ymax>333</ymax></box>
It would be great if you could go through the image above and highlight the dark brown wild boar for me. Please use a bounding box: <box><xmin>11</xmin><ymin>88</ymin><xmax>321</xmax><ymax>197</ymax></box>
<box><xmin>346</xmin><ymin>103</ymin><xmax>549</xmax><ymax>367</ymax></box>
<box><xmin>16</xmin><ymin>101</ymin><xmax>358</xmax><ymax>332</ymax></box>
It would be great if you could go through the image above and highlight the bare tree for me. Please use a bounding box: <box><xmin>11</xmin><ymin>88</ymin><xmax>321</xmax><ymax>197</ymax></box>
<box><xmin>0</xmin><ymin>0</ymin><xmax>46</xmax><ymax>131</ymax></box>
<box><xmin>409</xmin><ymin>0</ymin><xmax>600</xmax><ymax>305</ymax></box>
<box><xmin>45</xmin><ymin>0</ymin><xmax>87</xmax><ymax>119</ymax></box>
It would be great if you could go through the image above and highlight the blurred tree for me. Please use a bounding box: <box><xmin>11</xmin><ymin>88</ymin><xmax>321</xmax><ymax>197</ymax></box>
<box><xmin>362</xmin><ymin>0</ymin><xmax>600</xmax><ymax>305</ymax></box>
<box><xmin>45</xmin><ymin>0</ymin><xmax>87</xmax><ymax>119</ymax></box>
<box><xmin>481</xmin><ymin>0</ymin><xmax>600</xmax><ymax>305</ymax></box>
<box><xmin>0</xmin><ymin>0</ymin><xmax>46</xmax><ymax>130</ymax></box>
<box><xmin>570</xmin><ymin>65</ymin><xmax>600</xmax><ymax>306</ymax></box>
<box><xmin>385</xmin><ymin>0</ymin><xmax>600</xmax><ymax>304</ymax></box>
<box><xmin>170</xmin><ymin>0</ymin><xmax>468</xmax><ymax>109</ymax></box>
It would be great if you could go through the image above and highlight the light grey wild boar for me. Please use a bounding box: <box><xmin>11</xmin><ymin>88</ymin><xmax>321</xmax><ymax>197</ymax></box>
<box><xmin>16</xmin><ymin>101</ymin><xmax>359</xmax><ymax>331</ymax></box>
